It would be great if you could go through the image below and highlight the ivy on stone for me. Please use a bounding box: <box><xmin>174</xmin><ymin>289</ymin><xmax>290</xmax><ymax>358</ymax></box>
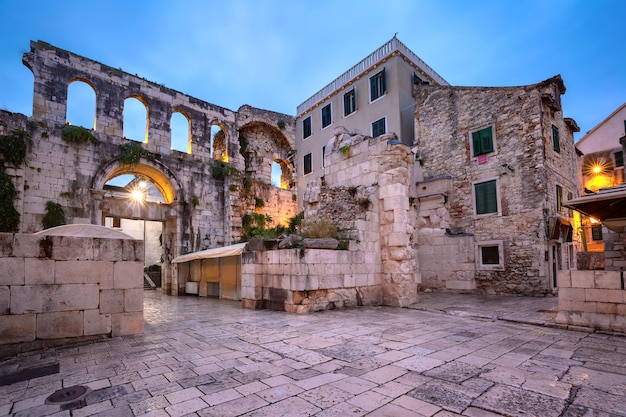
<box><xmin>42</xmin><ymin>201</ymin><xmax>66</xmax><ymax>229</ymax></box>
<box><xmin>0</xmin><ymin>129</ymin><xmax>28</xmax><ymax>167</ymax></box>
<box><xmin>0</xmin><ymin>168</ymin><xmax>20</xmax><ymax>232</ymax></box>
<box><xmin>61</xmin><ymin>125</ymin><xmax>99</xmax><ymax>145</ymax></box>
<box><xmin>118</xmin><ymin>142</ymin><xmax>146</xmax><ymax>166</ymax></box>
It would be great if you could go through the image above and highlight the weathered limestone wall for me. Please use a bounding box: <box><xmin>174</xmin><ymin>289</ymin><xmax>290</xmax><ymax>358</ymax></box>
<box><xmin>241</xmin><ymin>247</ymin><xmax>382</xmax><ymax>313</ymax></box>
<box><xmin>305</xmin><ymin>128</ymin><xmax>418</xmax><ymax>307</ymax></box>
<box><xmin>413</xmin><ymin>76</ymin><xmax>578</xmax><ymax>295</ymax></box>
<box><xmin>604</xmin><ymin>230</ymin><xmax>626</xmax><ymax>271</ymax></box>
<box><xmin>0</xmin><ymin>233</ymin><xmax>144</xmax><ymax>356</ymax></box>
<box><xmin>556</xmin><ymin>270</ymin><xmax>626</xmax><ymax>332</ymax></box>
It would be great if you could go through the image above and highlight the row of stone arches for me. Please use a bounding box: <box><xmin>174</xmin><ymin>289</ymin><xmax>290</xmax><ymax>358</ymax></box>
<box><xmin>66</xmin><ymin>79</ymin><xmax>227</xmax><ymax>157</ymax></box>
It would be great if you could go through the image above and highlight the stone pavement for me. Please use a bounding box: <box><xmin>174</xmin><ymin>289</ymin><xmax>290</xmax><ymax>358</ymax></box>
<box><xmin>2</xmin><ymin>291</ymin><xmax>626</xmax><ymax>417</ymax></box>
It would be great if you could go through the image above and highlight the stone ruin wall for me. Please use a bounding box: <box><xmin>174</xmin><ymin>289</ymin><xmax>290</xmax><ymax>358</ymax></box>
<box><xmin>413</xmin><ymin>78</ymin><xmax>578</xmax><ymax>295</ymax></box>
<box><xmin>0</xmin><ymin>232</ymin><xmax>144</xmax><ymax>357</ymax></box>
<box><xmin>1</xmin><ymin>41</ymin><xmax>297</xmax><ymax>296</ymax></box>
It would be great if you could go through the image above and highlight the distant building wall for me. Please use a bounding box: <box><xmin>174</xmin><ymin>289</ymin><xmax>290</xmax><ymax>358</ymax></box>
<box><xmin>0</xmin><ymin>233</ymin><xmax>144</xmax><ymax>357</ymax></box>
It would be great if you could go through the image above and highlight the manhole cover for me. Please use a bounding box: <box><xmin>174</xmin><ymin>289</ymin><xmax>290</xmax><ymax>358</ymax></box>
<box><xmin>46</xmin><ymin>385</ymin><xmax>88</xmax><ymax>404</ymax></box>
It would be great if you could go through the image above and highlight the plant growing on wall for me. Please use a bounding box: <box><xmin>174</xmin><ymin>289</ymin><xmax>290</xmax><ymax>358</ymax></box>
<box><xmin>254</xmin><ymin>197</ymin><xmax>265</xmax><ymax>208</ymax></box>
<box><xmin>118</xmin><ymin>142</ymin><xmax>146</xmax><ymax>166</ymax></box>
<box><xmin>339</xmin><ymin>144</ymin><xmax>351</xmax><ymax>158</ymax></box>
<box><xmin>61</xmin><ymin>125</ymin><xmax>99</xmax><ymax>145</ymax></box>
<box><xmin>277</xmin><ymin>120</ymin><xmax>286</xmax><ymax>130</ymax></box>
<box><xmin>0</xmin><ymin>168</ymin><xmax>20</xmax><ymax>232</ymax></box>
<box><xmin>0</xmin><ymin>129</ymin><xmax>28</xmax><ymax>167</ymax></box>
<box><xmin>358</xmin><ymin>198</ymin><xmax>371</xmax><ymax>210</ymax></box>
<box><xmin>300</xmin><ymin>216</ymin><xmax>339</xmax><ymax>239</ymax></box>
<box><xmin>211</xmin><ymin>160</ymin><xmax>236</xmax><ymax>180</ymax></box>
<box><xmin>42</xmin><ymin>201</ymin><xmax>66</xmax><ymax>229</ymax></box>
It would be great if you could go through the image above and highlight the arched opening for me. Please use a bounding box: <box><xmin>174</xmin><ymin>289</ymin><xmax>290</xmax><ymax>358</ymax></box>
<box><xmin>171</xmin><ymin>111</ymin><xmax>191</xmax><ymax>153</ymax></box>
<box><xmin>210</xmin><ymin>124</ymin><xmax>228</xmax><ymax>162</ymax></box>
<box><xmin>66</xmin><ymin>80</ymin><xmax>97</xmax><ymax>129</ymax></box>
<box><xmin>123</xmin><ymin>97</ymin><xmax>148</xmax><ymax>142</ymax></box>
<box><xmin>271</xmin><ymin>161</ymin><xmax>282</xmax><ymax>188</ymax></box>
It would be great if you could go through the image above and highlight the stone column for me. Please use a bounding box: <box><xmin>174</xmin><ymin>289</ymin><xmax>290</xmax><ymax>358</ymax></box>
<box><xmin>378</xmin><ymin>141</ymin><xmax>418</xmax><ymax>306</ymax></box>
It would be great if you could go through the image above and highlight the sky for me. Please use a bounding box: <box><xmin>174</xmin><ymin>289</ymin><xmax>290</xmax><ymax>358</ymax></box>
<box><xmin>0</xmin><ymin>0</ymin><xmax>624</xmax><ymax>143</ymax></box>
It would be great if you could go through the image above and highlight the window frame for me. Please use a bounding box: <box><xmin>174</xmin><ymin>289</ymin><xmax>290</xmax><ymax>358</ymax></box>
<box><xmin>556</xmin><ymin>184</ymin><xmax>563</xmax><ymax>214</ymax></box>
<box><xmin>371</xmin><ymin>117</ymin><xmax>386</xmax><ymax>138</ymax></box>
<box><xmin>552</xmin><ymin>124</ymin><xmax>560</xmax><ymax>153</ymax></box>
<box><xmin>615</xmin><ymin>150</ymin><xmax>624</xmax><ymax>168</ymax></box>
<box><xmin>302</xmin><ymin>116</ymin><xmax>312</xmax><ymax>140</ymax></box>
<box><xmin>476</xmin><ymin>240</ymin><xmax>504</xmax><ymax>271</ymax></box>
<box><xmin>303</xmin><ymin>152</ymin><xmax>312</xmax><ymax>175</ymax></box>
<box><xmin>591</xmin><ymin>224</ymin><xmax>603</xmax><ymax>241</ymax></box>
<box><xmin>369</xmin><ymin>68</ymin><xmax>387</xmax><ymax>102</ymax></box>
<box><xmin>321</xmin><ymin>104</ymin><xmax>332</xmax><ymax>129</ymax></box>
<box><xmin>473</xmin><ymin>178</ymin><xmax>500</xmax><ymax>217</ymax></box>
<box><xmin>343</xmin><ymin>89</ymin><xmax>356</xmax><ymax>117</ymax></box>
<box><xmin>470</xmin><ymin>125</ymin><xmax>496</xmax><ymax>158</ymax></box>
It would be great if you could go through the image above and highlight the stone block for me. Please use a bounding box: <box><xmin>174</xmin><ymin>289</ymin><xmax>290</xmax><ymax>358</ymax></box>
<box><xmin>0</xmin><ymin>233</ymin><xmax>13</xmax><ymax>256</ymax></box>
<box><xmin>55</xmin><ymin>260</ymin><xmax>113</xmax><ymax>287</ymax></box>
<box><xmin>319</xmin><ymin>274</ymin><xmax>344</xmax><ymax>289</ymax></box>
<box><xmin>556</xmin><ymin>270</ymin><xmax>571</xmax><ymax>288</ymax></box>
<box><xmin>558</xmin><ymin>287</ymin><xmax>585</xmax><ymax>302</ymax></box>
<box><xmin>113</xmin><ymin>261</ymin><xmax>144</xmax><ymax>289</ymax></box>
<box><xmin>11</xmin><ymin>234</ymin><xmax>41</xmax><ymax>258</ymax></box>
<box><xmin>596</xmin><ymin>302</ymin><xmax>618</xmax><ymax>315</ymax></box>
<box><xmin>93</xmin><ymin>238</ymin><xmax>125</xmax><ymax>261</ymax></box>
<box><xmin>99</xmin><ymin>289</ymin><xmax>124</xmax><ymax>313</ymax></box>
<box><xmin>36</xmin><ymin>311</ymin><xmax>84</xmax><ymax>339</ymax></box>
<box><xmin>122</xmin><ymin>239</ymin><xmax>144</xmax><ymax>262</ymax></box>
<box><xmin>0</xmin><ymin>258</ymin><xmax>25</xmax><ymax>286</ymax></box>
<box><xmin>594</xmin><ymin>271</ymin><xmax>621</xmax><ymax>289</ymax></box>
<box><xmin>84</xmin><ymin>309</ymin><xmax>111</xmax><ymax>336</ymax></box>
<box><xmin>0</xmin><ymin>314</ymin><xmax>36</xmax><ymax>344</ymax></box>
<box><xmin>387</xmin><ymin>233</ymin><xmax>409</xmax><ymax>247</ymax></box>
<box><xmin>124</xmin><ymin>289</ymin><xmax>143</xmax><ymax>312</ymax></box>
<box><xmin>585</xmin><ymin>288</ymin><xmax>623</xmax><ymax>303</ymax></box>
<box><xmin>571</xmin><ymin>271</ymin><xmax>595</xmax><ymax>288</ymax></box>
<box><xmin>24</xmin><ymin>258</ymin><xmax>55</xmax><ymax>284</ymax></box>
<box><xmin>446</xmin><ymin>280</ymin><xmax>476</xmax><ymax>290</ymax></box>
<box><xmin>111</xmin><ymin>312</ymin><xmax>143</xmax><ymax>336</ymax></box>
<box><xmin>11</xmin><ymin>284</ymin><xmax>99</xmax><ymax>314</ymax></box>
<box><xmin>46</xmin><ymin>236</ymin><xmax>94</xmax><ymax>260</ymax></box>
<box><xmin>0</xmin><ymin>286</ymin><xmax>8</xmax><ymax>315</ymax></box>
<box><xmin>383</xmin><ymin>195</ymin><xmax>409</xmax><ymax>212</ymax></box>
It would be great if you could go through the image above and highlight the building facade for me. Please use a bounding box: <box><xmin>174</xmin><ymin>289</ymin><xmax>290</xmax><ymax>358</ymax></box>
<box><xmin>295</xmin><ymin>36</ymin><xmax>448</xmax><ymax>204</ymax></box>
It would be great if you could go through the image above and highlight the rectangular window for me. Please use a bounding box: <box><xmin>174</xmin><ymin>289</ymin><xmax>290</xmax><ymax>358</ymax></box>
<box><xmin>556</xmin><ymin>185</ymin><xmax>563</xmax><ymax>213</ymax></box>
<box><xmin>370</xmin><ymin>68</ymin><xmax>386</xmax><ymax>101</ymax></box>
<box><xmin>477</xmin><ymin>241</ymin><xmax>504</xmax><ymax>270</ymax></box>
<box><xmin>303</xmin><ymin>117</ymin><xmax>311</xmax><ymax>139</ymax></box>
<box><xmin>303</xmin><ymin>153</ymin><xmax>312</xmax><ymax>175</ymax></box>
<box><xmin>321</xmin><ymin>104</ymin><xmax>332</xmax><ymax>129</ymax></box>
<box><xmin>343</xmin><ymin>89</ymin><xmax>356</xmax><ymax>116</ymax></box>
<box><xmin>552</xmin><ymin>125</ymin><xmax>560</xmax><ymax>153</ymax></box>
<box><xmin>615</xmin><ymin>151</ymin><xmax>624</xmax><ymax>168</ymax></box>
<box><xmin>474</xmin><ymin>180</ymin><xmax>498</xmax><ymax>215</ymax></box>
<box><xmin>372</xmin><ymin>118</ymin><xmax>386</xmax><ymax>137</ymax></box>
<box><xmin>471</xmin><ymin>126</ymin><xmax>494</xmax><ymax>157</ymax></box>
<box><xmin>591</xmin><ymin>225</ymin><xmax>603</xmax><ymax>241</ymax></box>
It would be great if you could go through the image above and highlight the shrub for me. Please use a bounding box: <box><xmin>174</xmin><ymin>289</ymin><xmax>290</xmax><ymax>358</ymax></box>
<box><xmin>118</xmin><ymin>142</ymin><xmax>146</xmax><ymax>166</ymax></box>
<box><xmin>0</xmin><ymin>129</ymin><xmax>28</xmax><ymax>166</ymax></box>
<box><xmin>61</xmin><ymin>125</ymin><xmax>99</xmax><ymax>145</ymax></box>
<box><xmin>212</xmin><ymin>160</ymin><xmax>235</xmax><ymax>180</ymax></box>
<box><xmin>300</xmin><ymin>216</ymin><xmax>338</xmax><ymax>239</ymax></box>
<box><xmin>42</xmin><ymin>201</ymin><xmax>66</xmax><ymax>229</ymax></box>
<box><xmin>0</xmin><ymin>168</ymin><xmax>20</xmax><ymax>232</ymax></box>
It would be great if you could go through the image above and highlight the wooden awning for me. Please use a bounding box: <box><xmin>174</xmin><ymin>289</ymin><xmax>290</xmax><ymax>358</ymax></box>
<box><xmin>564</xmin><ymin>185</ymin><xmax>626</xmax><ymax>232</ymax></box>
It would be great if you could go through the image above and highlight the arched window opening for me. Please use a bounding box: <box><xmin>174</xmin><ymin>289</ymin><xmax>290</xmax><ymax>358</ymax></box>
<box><xmin>67</xmin><ymin>80</ymin><xmax>96</xmax><ymax>129</ymax></box>
<box><xmin>171</xmin><ymin>112</ymin><xmax>191</xmax><ymax>153</ymax></box>
<box><xmin>210</xmin><ymin>124</ymin><xmax>227</xmax><ymax>162</ymax></box>
<box><xmin>123</xmin><ymin>97</ymin><xmax>148</xmax><ymax>142</ymax></box>
<box><xmin>104</xmin><ymin>174</ymin><xmax>166</xmax><ymax>204</ymax></box>
<box><xmin>272</xmin><ymin>160</ymin><xmax>292</xmax><ymax>189</ymax></box>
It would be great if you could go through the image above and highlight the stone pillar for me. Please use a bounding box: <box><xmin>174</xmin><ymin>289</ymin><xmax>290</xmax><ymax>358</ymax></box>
<box><xmin>378</xmin><ymin>141</ymin><xmax>418</xmax><ymax>306</ymax></box>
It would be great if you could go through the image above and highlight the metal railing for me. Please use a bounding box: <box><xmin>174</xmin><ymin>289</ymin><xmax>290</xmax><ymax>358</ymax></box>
<box><xmin>296</xmin><ymin>37</ymin><xmax>449</xmax><ymax>116</ymax></box>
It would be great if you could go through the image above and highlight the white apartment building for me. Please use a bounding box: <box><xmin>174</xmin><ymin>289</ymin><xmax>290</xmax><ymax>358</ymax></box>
<box><xmin>294</xmin><ymin>36</ymin><xmax>449</xmax><ymax>203</ymax></box>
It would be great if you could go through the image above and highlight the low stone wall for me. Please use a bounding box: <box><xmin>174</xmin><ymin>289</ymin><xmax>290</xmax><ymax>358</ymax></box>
<box><xmin>0</xmin><ymin>233</ymin><xmax>144</xmax><ymax>356</ymax></box>
<box><xmin>556</xmin><ymin>270</ymin><xmax>626</xmax><ymax>333</ymax></box>
<box><xmin>241</xmin><ymin>248</ymin><xmax>382</xmax><ymax>313</ymax></box>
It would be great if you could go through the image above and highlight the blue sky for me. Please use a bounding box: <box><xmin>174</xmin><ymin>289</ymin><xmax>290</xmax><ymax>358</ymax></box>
<box><xmin>0</xmin><ymin>0</ymin><xmax>624</xmax><ymax>142</ymax></box>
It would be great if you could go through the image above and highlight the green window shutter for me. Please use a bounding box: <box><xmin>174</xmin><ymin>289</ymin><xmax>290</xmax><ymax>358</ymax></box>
<box><xmin>472</xmin><ymin>131</ymin><xmax>481</xmax><ymax>156</ymax></box>
<box><xmin>381</xmin><ymin>68</ymin><xmax>386</xmax><ymax>94</ymax></box>
<box><xmin>481</xmin><ymin>127</ymin><xmax>493</xmax><ymax>153</ymax></box>
<box><xmin>370</xmin><ymin>75</ymin><xmax>376</xmax><ymax>100</ymax></box>
<box><xmin>556</xmin><ymin>185</ymin><xmax>563</xmax><ymax>213</ymax></box>
<box><xmin>475</xmin><ymin>180</ymin><xmax>497</xmax><ymax>215</ymax></box>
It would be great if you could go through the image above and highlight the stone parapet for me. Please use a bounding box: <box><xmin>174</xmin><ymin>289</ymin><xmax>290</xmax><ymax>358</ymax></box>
<box><xmin>0</xmin><ymin>232</ymin><xmax>144</xmax><ymax>356</ymax></box>
<box><xmin>556</xmin><ymin>270</ymin><xmax>626</xmax><ymax>333</ymax></box>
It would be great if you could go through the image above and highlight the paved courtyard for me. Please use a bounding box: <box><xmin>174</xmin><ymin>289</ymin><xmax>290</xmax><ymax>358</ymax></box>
<box><xmin>1</xmin><ymin>291</ymin><xmax>626</xmax><ymax>417</ymax></box>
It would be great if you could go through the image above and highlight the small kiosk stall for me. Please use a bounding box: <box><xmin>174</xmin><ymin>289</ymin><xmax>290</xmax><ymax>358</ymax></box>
<box><xmin>171</xmin><ymin>243</ymin><xmax>247</xmax><ymax>300</ymax></box>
